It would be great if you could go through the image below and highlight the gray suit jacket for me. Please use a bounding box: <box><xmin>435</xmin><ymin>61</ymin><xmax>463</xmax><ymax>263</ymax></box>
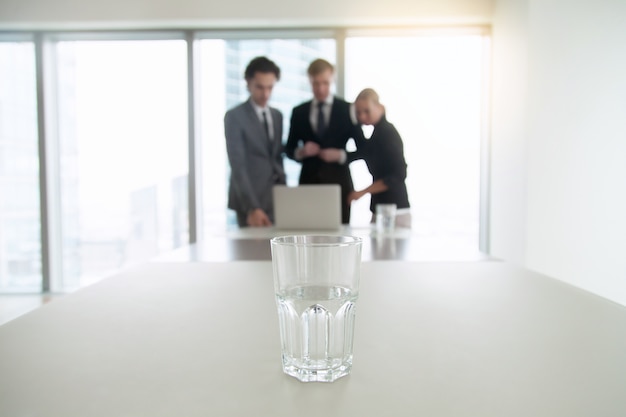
<box><xmin>224</xmin><ymin>99</ymin><xmax>286</xmax><ymax>220</ymax></box>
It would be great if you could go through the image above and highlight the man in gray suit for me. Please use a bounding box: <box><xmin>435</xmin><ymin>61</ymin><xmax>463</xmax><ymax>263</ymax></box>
<box><xmin>224</xmin><ymin>56</ymin><xmax>286</xmax><ymax>227</ymax></box>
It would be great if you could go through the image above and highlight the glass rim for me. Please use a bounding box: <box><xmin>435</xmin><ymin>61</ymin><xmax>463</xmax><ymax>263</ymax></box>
<box><xmin>270</xmin><ymin>235</ymin><xmax>362</xmax><ymax>247</ymax></box>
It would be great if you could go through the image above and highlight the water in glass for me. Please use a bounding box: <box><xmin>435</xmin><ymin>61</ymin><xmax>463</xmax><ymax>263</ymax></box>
<box><xmin>275</xmin><ymin>284</ymin><xmax>358</xmax><ymax>382</ymax></box>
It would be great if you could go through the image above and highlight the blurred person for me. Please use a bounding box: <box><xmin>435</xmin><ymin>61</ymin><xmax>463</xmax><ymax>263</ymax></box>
<box><xmin>224</xmin><ymin>56</ymin><xmax>286</xmax><ymax>227</ymax></box>
<box><xmin>320</xmin><ymin>88</ymin><xmax>411</xmax><ymax>227</ymax></box>
<box><xmin>284</xmin><ymin>58</ymin><xmax>361</xmax><ymax>224</ymax></box>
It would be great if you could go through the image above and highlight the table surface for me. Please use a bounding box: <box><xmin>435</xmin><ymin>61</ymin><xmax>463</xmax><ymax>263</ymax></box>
<box><xmin>158</xmin><ymin>225</ymin><xmax>489</xmax><ymax>262</ymax></box>
<box><xmin>1</xmin><ymin>261</ymin><xmax>625</xmax><ymax>417</ymax></box>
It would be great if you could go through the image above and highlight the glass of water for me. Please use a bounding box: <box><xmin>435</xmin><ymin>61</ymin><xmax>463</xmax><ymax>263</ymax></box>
<box><xmin>270</xmin><ymin>235</ymin><xmax>362</xmax><ymax>382</ymax></box>
<box><xmin>376</xmin><ymin>203</ymin><xmax>397</xmax><ymax>233</ymax></box>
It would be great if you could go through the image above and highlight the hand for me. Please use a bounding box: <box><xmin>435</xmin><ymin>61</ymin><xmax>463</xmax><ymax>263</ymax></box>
<box><xmin>301</xmin><ymin>141</ymin><xmax>320</xmax><ymax>158</ymax></box>
<box><xmin>247</xmin><ymin>208</ymin><xmax>272</xmax><ymax>227</ymax></box>
<box><xmin>319</xmin><ymin>148</ymin><xmax>344</xmax><ymax>163</ymax></box>
<box><xmin>347</xmin><ymin>190</ymin><xmax>366</xmax><ymax>204</ymax></box>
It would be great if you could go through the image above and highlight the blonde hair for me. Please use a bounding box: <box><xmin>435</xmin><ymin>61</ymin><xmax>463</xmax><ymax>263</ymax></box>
<box><xmin>307</xmin><ymin>58</ymin><xmax>334</xmax><ymax>76</ymax></box>
<box><xmin>356</xmin><ymin>88</ymin><xmax>381</xmax><ymax>105</ymax></box>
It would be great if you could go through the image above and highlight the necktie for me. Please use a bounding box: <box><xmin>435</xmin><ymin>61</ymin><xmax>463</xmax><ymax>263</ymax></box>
<box><xmin>317</xmin><ymin>102</ymin><xmax>326</xmax><ymax>137</ymax></box>
<box><xmin>262</xmin><ymin>110</ymin><xmax>270</xmax><ymax>140</ymax></box>
<box><xmin>262</xmin><ymin>110</ymin><xmax>273</xmax><ymax>155</ymax></box>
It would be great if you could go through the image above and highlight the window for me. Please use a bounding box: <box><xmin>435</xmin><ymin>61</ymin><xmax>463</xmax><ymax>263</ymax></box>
<box><xmin>345</xmin><ymin>34</ymin><xmax>487</xmax><ymax>247</ymax></box>
<box><xmin>50</xmin><ymin>39</ymin><xmax>189</xmax><ymax>290</ymax></box>
<box><xmin>0</xmin><ymin>41</ymin><xmax>41</xmax><ymax>293</ymax></box>
<box><xmin>0</xmin><ymin>28</ymin><xmax>489</xmax><ymax>294</ymax></box>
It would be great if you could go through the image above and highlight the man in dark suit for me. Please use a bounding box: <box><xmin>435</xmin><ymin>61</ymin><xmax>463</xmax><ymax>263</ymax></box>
<box><xmin>284</xmin><ymin>59</ymin><xmax>360</xmax><ymax>224</ymax></box>
<box><xmin>224</xmin><ymin>56</ymin><xmax>286</xmax><ymax>227</ymax></box>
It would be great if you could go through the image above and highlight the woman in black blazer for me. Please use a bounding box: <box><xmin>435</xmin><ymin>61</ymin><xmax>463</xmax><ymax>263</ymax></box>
<box><xmin>321</xmin><ymin>88</ymin><xmax>411</xmax><ymax>227</ymax></box>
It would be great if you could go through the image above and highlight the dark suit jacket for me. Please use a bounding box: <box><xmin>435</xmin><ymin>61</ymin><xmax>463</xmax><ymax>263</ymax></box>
<box><xmin>347</xmin><ymin>115</ymin><xmax>410</xmax><ymax>212</ymax></box>
<box><xmin>224</xmin><ymin>99</ymin><xmax>286</xmax><ymax>221</ymax></box>
<box><xmin>285</xmin><ymin>97</ymin><xmax>361</xmax><ymax>223</ymax></box>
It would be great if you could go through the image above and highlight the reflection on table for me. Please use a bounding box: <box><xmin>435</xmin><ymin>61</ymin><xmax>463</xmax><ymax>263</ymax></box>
<box><xmin>156</xmin><ymin>226</ymin><xmax>489</xmax><ymax>262</ymax></box>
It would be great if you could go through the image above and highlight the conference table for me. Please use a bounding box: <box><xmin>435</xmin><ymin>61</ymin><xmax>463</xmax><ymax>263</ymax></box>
<box><xmin>2</xmin><ymin>253</ymin><xmax>626</xmax><ymax>415</ymax></box>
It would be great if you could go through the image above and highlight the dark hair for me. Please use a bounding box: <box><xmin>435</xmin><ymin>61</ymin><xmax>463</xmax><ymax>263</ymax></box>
<box><xmin>244</xmin><ymin>56</ymin><xmax>281</xmax><ymax>81</ymax></box>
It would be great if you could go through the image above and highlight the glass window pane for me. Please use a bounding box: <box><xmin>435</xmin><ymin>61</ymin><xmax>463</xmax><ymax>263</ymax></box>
<box><xmin>198</xmin><ymin>38</ymin><xmax>335</xmax><ymax>231</ymax></box>
<box><xmin>54</xmin><ymin>40</ymin><xmax>189</xmax><ymax>290</ymax></box>
<box><xmin>346</xmin><ymin>36</ymin><xmax>484</xmax><ymax>247</ymax></box>
<box><xmin>0</xmin><ymin>42</ymin><xmax>41</xmax><ymax>293</ymax></box>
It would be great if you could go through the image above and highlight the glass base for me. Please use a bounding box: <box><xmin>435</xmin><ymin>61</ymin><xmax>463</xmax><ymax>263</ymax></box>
<box><xmin>282</xmin><ymin>360</ymin><xmax>352</xmax><ymax>383</ymax></box>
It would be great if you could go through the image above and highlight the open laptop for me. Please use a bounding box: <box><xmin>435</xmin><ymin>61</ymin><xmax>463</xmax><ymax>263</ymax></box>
<box><xmin>273</xmin><ymin>184</ymin><xmax>342</xmax><ymax>230</ymax></box>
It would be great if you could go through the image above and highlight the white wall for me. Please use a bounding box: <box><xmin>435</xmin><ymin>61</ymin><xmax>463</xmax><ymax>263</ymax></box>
<box><xmin>525</xmin><ymin>0</ymin><xmax>626</xmax><ymax>305</ymax></box>
<box><xmin>489</xmin><ymin>0</ymin><xmax>529</xmax><ymax>266</ymax></box>
<box><xmin>491</xmin><ymin>0</ymin><xmax>626</xmax><ymax>305</ymax></box>
<box><xmin>0</xmin><ymin>0</ymin><xmax>493</xmax><ymax>29</ymax></box>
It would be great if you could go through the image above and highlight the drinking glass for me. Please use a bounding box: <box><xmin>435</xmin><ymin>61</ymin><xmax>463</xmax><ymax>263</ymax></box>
<box><xmin>376</xmin><ymin>203</ymin><xmax>397</xmax><ymax>233</ymax></box>
<box><xmin>270</xmin><ymin>235</ymin><xmax>362</xmax><ymax>382</ymax></box>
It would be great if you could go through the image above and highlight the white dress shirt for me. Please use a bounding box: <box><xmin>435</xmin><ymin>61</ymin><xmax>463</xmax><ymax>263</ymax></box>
<box><xmin>250</xmin><ymin>100</ymin><xmax>274</xmax><ymax>140</ymax></box>
<box><xmin>310</xmin><ymin>95</ymin><xmax>334</xmax><ymax>133</ymax></box>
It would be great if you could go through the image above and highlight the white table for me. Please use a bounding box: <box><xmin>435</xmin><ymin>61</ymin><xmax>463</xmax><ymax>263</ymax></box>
<box><xmin>1</xmin><ymin>261</ymin><xmax>625</xmax><ymax>416</ymax></box>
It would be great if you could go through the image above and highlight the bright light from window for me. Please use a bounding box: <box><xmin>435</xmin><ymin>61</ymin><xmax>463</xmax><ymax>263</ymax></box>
<box><xmin>346</xmin><ymin>35</ymin><xmax>484</xmax><ymax>248</ymax></box>
<box><xmin>0</xmin><ymin>41</ymin><xmax>41</xmax><ymax>293</ymax></box>
<box><xmin>54</xmin><ymin>40</ymin><xmax>189</xmax><ymax>290</ymax></box>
